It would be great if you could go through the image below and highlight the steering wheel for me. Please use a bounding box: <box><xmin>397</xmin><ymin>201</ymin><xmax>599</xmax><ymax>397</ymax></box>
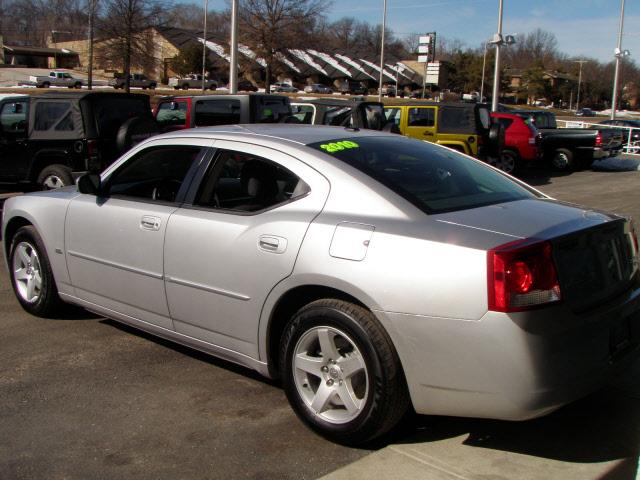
<box><xmin>151</xmin><ymin>178</ymin><xmax>182</xmax><ymax>202</ymax></box>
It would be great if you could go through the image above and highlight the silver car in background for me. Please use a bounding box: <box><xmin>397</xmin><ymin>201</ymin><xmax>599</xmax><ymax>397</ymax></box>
<box><xmin>4</xmin><ymin>125</ymin><xmax>640</xmax><ymax>444</ymax></box>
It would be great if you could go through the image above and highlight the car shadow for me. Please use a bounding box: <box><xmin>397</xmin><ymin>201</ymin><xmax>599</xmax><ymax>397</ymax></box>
<box><xmin>383</xmin><ymin>372</ymin><xmax>640</xmax><ymax>467</ymax></box>
<box><xmin>99</xmin><ymin>318</ymin><xmax>279</xmax><ymax>386</ymax></box>
<box><xmin>517</xmin><ymin>165</ymin><xmax>571</xmax><ymax>187</ymax></box>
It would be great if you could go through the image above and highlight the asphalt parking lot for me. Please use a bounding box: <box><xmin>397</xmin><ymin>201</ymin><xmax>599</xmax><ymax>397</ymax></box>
<box><xmin>2</xmin><ymin>165</ymin><xmax>640</xmax><ymax>480</ymax></box>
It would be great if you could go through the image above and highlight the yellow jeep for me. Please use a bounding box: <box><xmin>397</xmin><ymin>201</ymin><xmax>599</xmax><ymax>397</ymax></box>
<box><xmin>384</xmin><ymin>102</ymin><xmax>502</xmax><ymax>160</ymax></box>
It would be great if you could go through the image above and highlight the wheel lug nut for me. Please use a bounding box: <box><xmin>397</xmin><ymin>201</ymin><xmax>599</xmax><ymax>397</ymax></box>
<box><xmin>326</xmin><ymin>379</ymin><xmax>334</xmax><ymax>386</ymax></box>
<box><xmin>321</xmin><ymin>366</ymin><xmax>329</xmax><ymax>373</ymax></box>
<box><xmin>339</xmin><ymin>380</ymin><xmax>343</xmax><ymax>385</ymax></box>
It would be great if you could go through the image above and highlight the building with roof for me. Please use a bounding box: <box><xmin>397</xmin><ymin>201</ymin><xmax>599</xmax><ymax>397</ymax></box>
<box><xmin>50</xmin><ymin>26</ymin><xmax>427</xmax><ymax>90</ymax></box>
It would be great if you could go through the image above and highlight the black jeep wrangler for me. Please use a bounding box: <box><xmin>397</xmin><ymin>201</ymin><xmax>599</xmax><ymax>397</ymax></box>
<box><xmin>0</xmin><ymin>92</ymin><xmax>157</xmax><ymax>189</ymax></box>
<box><xmin>290</xmin><ymin>98</ymin><xmax>399</xmax><ymax>132</ymax></box>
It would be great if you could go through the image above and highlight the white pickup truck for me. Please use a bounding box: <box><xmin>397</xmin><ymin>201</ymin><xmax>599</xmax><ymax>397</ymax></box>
<box><xmin>168</xmin><ymin>74</ymin><xmax>217</xmax><ymax>90</ymax></box>
<box><xmin>29</xmin><ymin>71</ymin><xmax>84</xmax><ymax>89</ymax></box>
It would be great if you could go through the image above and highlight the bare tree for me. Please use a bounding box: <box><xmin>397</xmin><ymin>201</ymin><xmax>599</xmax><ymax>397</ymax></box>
<box><xmin>239</xmin><ymin>0</ymin><xmax>329</xmax><ymax>91</ymax></box>
<box><xmin>96</xmin><ymin>0</ymin><xmax>165</xmax><ymax>92</ymax></box>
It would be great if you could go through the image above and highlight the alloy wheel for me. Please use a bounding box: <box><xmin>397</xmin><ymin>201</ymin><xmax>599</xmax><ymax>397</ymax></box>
<box><xmin>12</xmin><ymin>241</ymin><xmax>42</xmax><ymax>304</ymax></box>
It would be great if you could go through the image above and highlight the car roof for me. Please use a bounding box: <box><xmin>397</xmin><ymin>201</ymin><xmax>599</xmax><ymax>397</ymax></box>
<box><xmin>155</xmin><ymin>124</ymin><xmax>393</xmax><ymax>145</ymax></box>
<box><xmin>158</xmin><ymin>93</ymin><xmax>282</xmax><ymax>101</ymax></box>
<box><xmin>33</xmin><ymin>91</ymin><xmax>149</xmax><ymax>101</ymax></box>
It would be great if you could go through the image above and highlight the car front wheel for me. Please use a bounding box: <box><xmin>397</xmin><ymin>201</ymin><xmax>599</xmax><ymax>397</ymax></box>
<box><xmin>9</xmin><ymin>226</ymin><xmax>63</xmax><ymax>317</ymax></box>
<box><xmin>280</xmin><ymin>299</ymin><xmax>409</xmax><ymax>445</ymax></box>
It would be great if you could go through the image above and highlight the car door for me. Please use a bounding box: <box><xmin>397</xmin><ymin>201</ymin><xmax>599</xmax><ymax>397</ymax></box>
<box><xmin>163</xmin><ymin>140</ymin><xmax>330</xmax><ymax>358</ymax></box>
<box><xmin>0</xmin><ymin>99</ymin><xmax>29</xmax><ymax>182</ymax></box>
<box><xmin>65</xmin><ymin>138</ymin><xmax>212</xmax><ymax>330</ymax></box>
<box><xmin>405</xmin><ymin>106</ymin><xmax>437</xmax><ymax>141</ymax></box>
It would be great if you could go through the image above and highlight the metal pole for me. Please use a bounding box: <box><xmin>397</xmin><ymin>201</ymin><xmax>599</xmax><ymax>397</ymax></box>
<box><xmin>377</xmin><ymin>0</ymin><xmax>387</xmax><ymax>103</ymax></box>
<box><xmin>395</xmin><ymin>63</ymin><xmax>399</xmax><ymax>96</ymax></box>
<box><xmin>573</xmin><ymin>60</ymin><xmax>587</xmax><ymax>111</ymax></box>
<box><xmin>490</xmin><ymin>0</ymin><xmax>503</xmax><ymax>112</ymax></box>
<box><xmin>569</xmin><ymin>89</ymin><xmax>573</xmax><ymax>111</ymax></box>
<box><xmin>201</xmin><ymin>0</ymin><xmax>208</xmax><ymax>93</ymax></box>
<box><xmin>480</xmin><ymin>42</ymin><xmax>488</xmax><ymax>102</ymax></box>
<box><xmin>229</xmin><ymin>0</ymin><xmax>238</xmax><ymax>94</ymax></box>
<box><xmin>87</xmin><ymin>0</ymin><xmax>95</xmax><ymax>90</ymax></box>
<box><xmin>611</xmin><ymin>0</ymin><xmax>625</xmax><ymax>120</ymax></box>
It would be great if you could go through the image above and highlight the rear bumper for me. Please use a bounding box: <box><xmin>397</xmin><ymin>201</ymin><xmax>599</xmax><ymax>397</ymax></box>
<box><xmin>378</xmin><ymin>283</ymin><xmax>640</xmax><ymax>421</ymax></box>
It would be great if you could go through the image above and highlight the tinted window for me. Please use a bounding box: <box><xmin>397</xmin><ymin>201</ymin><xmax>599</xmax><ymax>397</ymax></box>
<box><xmin>439</xmin><ymin>106</ymin><xmax>475</xmax><ymax>133</ymax></box>
<box><xmin>324</xmin><ymin>106</ymin><xmax>353</xmax><ymax>126</ymax></box>
<box><xmin>408</xmin><ymin>108</ymin><xmax>435</xmax><ymax>127</ymax></box>
<box><xmin>256</xmin><ymin>98</ymin><xmax>292</xmax><ymax>123</ymax></box>
<box><xmin>363</xmin><ymin>104</ymin><xmax>384</xmax><ymax>130</ymax></box>
<box><xmin>497</xmin><ymin>118</ymin><xmax>513</xmax><ymax>130</ymax></box>
<box><xmin>156</xmin><ymin>101</ymin><xmax>187</xmax><ymax>128</ymax></box>
<box><xmin>92</xmin><ymin>97</ymin><xmax>151</xmax><ymax>137</ymax></box>
<box><xmin>106</xmin><ymin>146</ymin><xmax>202</xmax><ymax>202</ymax></box>
<box><xmin>34</xmin><ymin>101</ymin><xmax>72</xmax><ymax>131</ymax></box>
<box><xmin>308</xmin><ymin>136</ymin><xmax>536</xmax><ymax>214</ymax></box>
<box><xmin>194</xmin><ymin>99</ymin><xmax>240</xmax><ymax>126</ymax></box>
<box><xmin>292</xmin><ymin>104</ymin><xmax>315</xmax><ymax>124</ymax></box>
<box><xmin>0</xmin><ymin>101</ymin><xmax>27</xmax><ymax>133</ymax></box>
<box><xmin>195</xmin><ymin>150</ymin><xmax>310</xmax><ymax>212</ymax></box>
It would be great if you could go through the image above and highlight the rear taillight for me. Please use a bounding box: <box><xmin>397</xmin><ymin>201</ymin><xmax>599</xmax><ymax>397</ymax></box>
<box><xmin>595</xmin><ymin>132</ymin><xmax>603</xmax><ymax>146</ymax></box>
<box><xmin>87</xmin><ymin>139</ymin><xmax>99</xmax><ymax>157</ymax></box>
<box><xmin>488</xmin><ymin>239</ymin><xmax>561</xmax><ymax>312</ymax></box>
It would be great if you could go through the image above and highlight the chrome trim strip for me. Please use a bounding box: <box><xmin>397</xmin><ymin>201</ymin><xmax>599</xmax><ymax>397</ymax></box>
<box><xmin>165</xmin><ymin>275</ymin><xmax>251</xmax><ymax>301</ymax></box>
<box><xmin>435</xmin><ymin>220</ymin><xmax>523</xmax><ymax>239</ymax></box>
<box><xmin>67</xmin><ymin>250</ymin><xmax>164</xmax><ymax>280</ymax></box>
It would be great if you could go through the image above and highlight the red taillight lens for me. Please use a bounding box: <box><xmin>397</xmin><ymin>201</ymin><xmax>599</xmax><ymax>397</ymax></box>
<box><xmin>488</xmin><ymin>240</ymin><xmax>561</xmax><ymax>312</ymax></box>
<box><xmin>87</xmin><ymin>139</ymin><xmax>98</xmax><ymax>156</ymax></box>
<box><xmin>595</xmin><ymin>132</ymin><xmax>603</xmax><ymax>146</ymax></box>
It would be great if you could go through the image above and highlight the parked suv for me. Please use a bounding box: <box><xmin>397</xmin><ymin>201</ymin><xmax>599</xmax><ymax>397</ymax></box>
<box><xmin>154</xmin><ymin>94</ymin><xmax>292</xmax><ymax>132</ymax></box>
<box><xmin>490</xmin><ymin>112</ymin><xmax>541</xmax><ymax>174</ymax></box>
<box><xmin>291</xmin><ymin>98</ymin><xmax>398</xmax><ymax>132</ymax></box>
<box><xmin>384</xmin><ymin>101</ymin><xmax>502</xmax><ymax>161</ymax></box>
<box><xmin>304</xmin><ymin>84</ymin><xmax>333</xmax><ymax>94</ymax></box>
<box><xmin>0</xmin><ymin>92</ymin><xmax>157</xmax><ymax>189</ymax></box>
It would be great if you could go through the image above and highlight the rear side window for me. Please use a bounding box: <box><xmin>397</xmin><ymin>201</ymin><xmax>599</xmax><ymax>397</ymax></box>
<box><xmin>292</xmin><ymin>104</ymin><xmax>315</xmax><ymax>124</ymax></box>
<box><xmin>194</xmin><ymin>99</ymin><xmax>240</xmax><ymax>126</ymax></box>
<box><xmin>385</xmin><ymin>108</ymin><xmax>401</xmax><ymax>126</ymax></box>
<box><xmin>255</xmin><ymin>99</ymin><xmax>292</xmax><ymax>123</ymax></box>
<box><xmin>34</xmin><ymin>101</ymin><xmax>72</xmax><ymax>131</ymax></box>
<box><xmin>439</xmin><ymin>106</ymin><xmax>475</xmax><ymax>133</ymax></box>
<box><xmin>195</xmin><ymin>150</ymin><xmax>310</xmax><ymax>212</ymax></box>
<box><xmin>363</xmin><ymin>104</ymin><xmax>384</xmax><ymax>130</ymax></box>
<box><xmin>497</xmin><ymin>118</ymin><xmax>513</xmax><ymax>130</ymax></box>
<box><xmin>408</xmin><ymin>108</ymin><xmax>435</xmax><ymax>127</ymax></box>
<box><xmin>308</xmin><ymin>136</ymin><xmax>536</xmax><ymax>214</ymax></box>
<box><xmin>324</xmin><ymin>106</ymin><xmax>353</xmax><ymax>126</ymax></box>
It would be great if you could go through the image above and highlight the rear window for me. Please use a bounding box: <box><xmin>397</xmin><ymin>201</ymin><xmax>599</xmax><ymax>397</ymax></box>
<box><xmin>194</xmin><ymin>99</ymin><xmax>241</xmax><ymax>126</ymax></box>
<box><xmin>92</xmin><ymin>97</ymin><xmax>151</xmax><ymax>137</ymax></box>
<box><xmin>308</xmin><ymin>136</ymin><xmax>537</xmax><ymax>214</ymax></box>
<box><xmin>438</xmin><ymin>106</ymin><xmax>476</xmax><ymax>134</ymax></box>
<box><xmin>255</xmin><ymin>98</ymin><xmax>291</xmax><ymax>123</ymax></box>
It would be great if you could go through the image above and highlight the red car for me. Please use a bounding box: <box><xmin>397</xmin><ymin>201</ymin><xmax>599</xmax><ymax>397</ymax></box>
<box><xmin>490</xmin><ymin>112</ymin><xmax>541</xmax><ymax>174</ymax></box>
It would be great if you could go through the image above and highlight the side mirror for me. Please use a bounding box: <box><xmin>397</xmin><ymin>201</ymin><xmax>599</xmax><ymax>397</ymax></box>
<box><xmin>77</xmin><ymin>174</ymin><xmax>102</xmax><ymax>195</ymax></box>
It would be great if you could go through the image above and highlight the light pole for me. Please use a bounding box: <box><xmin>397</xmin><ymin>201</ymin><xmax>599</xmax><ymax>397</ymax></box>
<box><xmin>87</xmin><ymin>0</ymin><xmax>96</xmax><ymax>90</ymax></box>
<box><xmin>377</xmin><ymin>0</ymin><xmax>388</xmax><ymax>102</ymax></box>
<box><xmin>611</xmin><ymin>0</ymin><xmax>630</xmax><ymax>120</ymax></box>
<box><xmin>573</xmin><ymin>60</ymin><xmax>588</xmax><ymax>111</ymax></box>
<box><xmin>201</xmin><ymin>0</ymin><xmax>208</xmax><ymax>93</ymax></box>
<box><xmin>490</xmin><ymin>0</ymin><xmax>504</xmax><ymax>112</ymax></box>
<box><xmin>229</xmin><ymin>0</ymin><xmax>239</xmax><ymax>94</ymax></box>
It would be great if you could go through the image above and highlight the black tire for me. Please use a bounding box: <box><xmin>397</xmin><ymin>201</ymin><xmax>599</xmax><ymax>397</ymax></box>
<box><xmin>551</xmin><ymin>148</ymin><xmax>574</xmax><ymax>171</ymax></box>
<box><xmin>488</xmin><ymin>122</ymin><xmax>504</xmax><ymax>158</ymax></box>
<box><xmin>498</xmin><ymin>149</ymin><xmax>520</xmax><ymax>175</ymax></box>
<box><xmin>42</xmin><ymin>82</ymin><xmax>50</xmax><ymax>88</ymax></box>
<box><xmin>115</xmin><ymin>116</ymin><xmax>160</xmax><ymax>153</ymax></box>
<box><xmin>74</xmin><ymin>82</ymin><xmax>82</xmax><ymax>89</ymax></box>
<box><xmin>9</xmin><ymin>225</ymin><xmax>64</xmax><ymax>317</ymax></box>
<box><xmin>209</xmin><ymin>84</ymin><xmax>217</xmax><ymax>91</ymax></box>
<box><xmin>182</xmin><ymin>83</ymin><xmax>189</xmax><ymax>90</ymax></box>
<box><xmin>149</xmin><ymin>83</ymin><xmax>157</xmax><ymax>90</ymax></box>
<box><xmin>280</xmin><ymin>299</ymin><xmax>409</xmax><ymax>445</ymax></box>
<box><xmin>37</xmin><ymin>164</ymin><xmax>74</xmax><ymax>190</ymax></box>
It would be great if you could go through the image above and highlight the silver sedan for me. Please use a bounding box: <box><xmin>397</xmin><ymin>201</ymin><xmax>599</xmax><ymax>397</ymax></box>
<box><xmin>4</xmin><ymin>125</ymin><xmax>640</xmax><ymax>444</ymax></box>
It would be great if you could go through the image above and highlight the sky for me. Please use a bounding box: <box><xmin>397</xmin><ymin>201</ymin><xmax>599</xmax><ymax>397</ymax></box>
<box><xmin>196</xmin><ymin>0</ymin><xmax>640</xmax><ymax>64</ymax></box>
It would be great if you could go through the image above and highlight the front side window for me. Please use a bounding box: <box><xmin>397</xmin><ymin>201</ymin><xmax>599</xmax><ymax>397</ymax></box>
<box><xmin>156</xmin><ymin>101</ymin><xmax>188</xmax><ymax>129</ymax></box>
<box><xmin>308</xmin><ymin>136</ymin><xmax>537</xmax><ymax>214</ymax></box>
<box><xmin>105</xmin><ymin>145</ymin><xmax>203</xmax><ymax>202</ymax></box>
<box><xmin>408</xmin><ymin>107</ymin><xmax>435</xmax><ymax>127</ymax></box>
<box><xmin>292</xmin><ymin>104</ymin><xmax>315</xmax><ymax>124</ymax></box>
<box><xmin>195</xmin><ymin>150</ymin><xmax>309</xmax><ymax>212</ymax></box>
<box><xmin>384</xmin><ymin>108</ymin><xmax>401</xmax><ymax>126</ymax></box>
<box><xmin>0</xmin><ymin>101</ymin><xmax>28</xmax><ymax>133</ymax></box>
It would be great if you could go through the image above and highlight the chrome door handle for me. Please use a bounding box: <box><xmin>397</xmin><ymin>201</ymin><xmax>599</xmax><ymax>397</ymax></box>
<box><xmin>140</xmin><ymin>215</ymin><xmax>161</xmax><ymax>231</ymax></box>
<box><xmin>258</xmin><ymin>235</ymin><xmax>287</xmax><ymax>254</ymax></box>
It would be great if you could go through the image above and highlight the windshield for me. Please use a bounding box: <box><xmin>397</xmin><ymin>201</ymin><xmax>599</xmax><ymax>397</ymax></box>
<box><xmin>308</xmin><ymin>136</ymin><xmax>538</xmax><ymax>214</ymax></box>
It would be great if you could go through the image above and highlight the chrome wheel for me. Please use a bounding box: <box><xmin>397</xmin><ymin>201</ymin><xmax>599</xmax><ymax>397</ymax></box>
<box><xmin>553</xmin><ymin>151</ymin><xmax>571</xmax><ymax>170</ymax></box>
<box><xmin>488</xmin><ymin>152</ymin><xmax>516</xmax><ymax>173</ymax></box>
<box><xmin>293</xmin><ymin>326</ymin><xmax>368</xmax><ymax>424</ymax></box>
<box><xmin>12</xmin><ymin>241</ymin><xmax>43</xmax><ymax>304</ymax></box>
<box><xmin>42</xmin><ymin>174</ymin><xmax>65</xmax><ymax>190</ymax></box>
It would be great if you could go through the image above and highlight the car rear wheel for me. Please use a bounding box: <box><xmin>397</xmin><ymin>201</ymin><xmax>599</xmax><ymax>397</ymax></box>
<box><xmin>489</xmin><ymin>149</ymin><xmax>519</xmax><ymax>174</ymax></box>
<box><xmin>9</xmin><ymin>226</ymin><xmax>63</xmax><ymax>317</ymax></box>
<box><xmin>280</xmin><ymin>299</ymin><xmax>409</xmax><ymax>445</ymax></box>
<box><xmin>37</xmin><ymin>165</ymin><xmax>74</xmax><ymax>190</ymax></box>
<box><xmin>42</xmin><ymin>82</ymin><xmax>50</xmax><ymax>88</ymax></box>
<box><xmin>551</xmin><ymin>148</ymin><xmax>574</xmax><ymax>171</ymax></box>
